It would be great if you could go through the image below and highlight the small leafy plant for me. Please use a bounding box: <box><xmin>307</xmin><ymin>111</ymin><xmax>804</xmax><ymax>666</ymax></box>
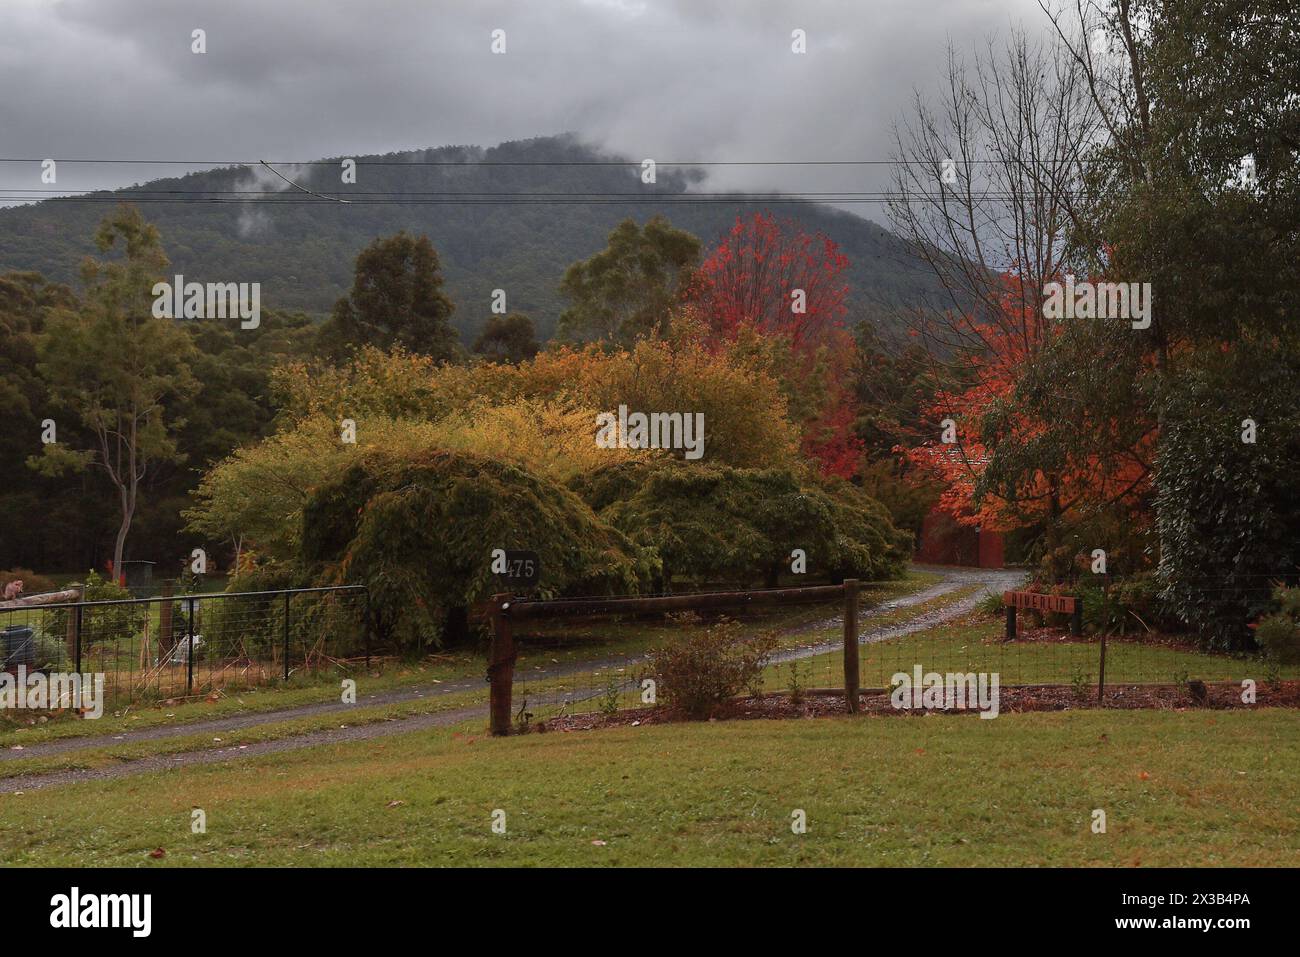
<box><xmin>649</xmin><ymin>620</ymin><xmax>776</xmax><ymax>720</ymax></box>
<box><xmin>600</xmin><ymin>675</ymin><xmax>621</xmax><ymax>716</ymax></box>
<box><xmin>976</xmin><ymin>591</ymin><xmax>1005</xmax><ymax>618</ymax></box>
<box><xmin>1254</xmin><ymin>585</ymin><xmax>1300</xmax><ymax>665</ymax></box>
<box><xmin>787</xmin><ymin>659</ymin><xmax>804</xmax><ymax>708</ymax></box>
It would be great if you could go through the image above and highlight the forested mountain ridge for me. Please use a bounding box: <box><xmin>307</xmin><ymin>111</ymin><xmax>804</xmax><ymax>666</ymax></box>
<box><xmin>0</xmin><ymin>134</ymin><xmax>939</xmax><ymax>341</ymax></box>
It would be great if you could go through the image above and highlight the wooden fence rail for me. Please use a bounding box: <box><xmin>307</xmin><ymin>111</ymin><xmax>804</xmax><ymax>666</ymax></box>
<box><xmin>488</xmin><ymin>581</ymin><xmax>860</xmax><ymax>735</ymax></box>
<box><xmin>0</xmin><ymin>587</ymin><xmax>83</xmax><ymax>610</ymax></box>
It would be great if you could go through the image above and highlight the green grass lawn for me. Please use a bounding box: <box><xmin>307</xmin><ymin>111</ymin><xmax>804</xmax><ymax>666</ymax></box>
<box><xmin>0</xmin><ymin>653</ymin><xmax>485</xmax><ymax>749</ymax></box>
<box><xmin>2</xmin><ymin>707</ymin><xmax>1294</xmax><ymax>866</ymax></box>
<box><xmin>0</xmin><ymin>691</ymin><xmax>485</xmax><ymax>780</ymax></box>
<box><xmin>0</xmin><ymin>571</ymin><xmax>944</xmax><ymax>748</ymax></box>
<box><xmin>768</xmin><ymin>613</ymin><xmax>1297</xmax><ymax>694</ymax></box>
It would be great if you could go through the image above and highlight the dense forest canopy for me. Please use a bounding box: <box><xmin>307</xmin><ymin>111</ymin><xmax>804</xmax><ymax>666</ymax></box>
<box><xmin>0</xmin><ymin>134</ymin><xmax>944</xmax><ymax>343</ymax></box>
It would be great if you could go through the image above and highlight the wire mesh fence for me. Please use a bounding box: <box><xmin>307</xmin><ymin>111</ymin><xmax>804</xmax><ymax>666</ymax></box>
<box><xmin>6</xmin><ymin>572</ymin><xmax>1289</xmax><ymax>724</ymax></box>
<box><xmin>498</xmin><ymin>583</ymin><xmax>857</xmax><ymax>732</ymax></box>
<box><xmin>496</xmin><ymin>576</ymin><xmax>1298</xmax><ymax>731</ymax></box>
<box><xmin>0</xmin><ymin>585</ymin><xmax>368</xmax><ymax>709</ymax></box>
<box><xmin>853</xmin><ymin>617</ymin><xmax>1286</xmax><ymax>693</ymax></box>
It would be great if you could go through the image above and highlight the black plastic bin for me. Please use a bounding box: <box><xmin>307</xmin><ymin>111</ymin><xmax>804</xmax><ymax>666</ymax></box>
<box><xmin>120</xmin><ymin>560</ymin><xmax>155</xmax><ymax>598</ymax></box>
<box><xmin>2</xmin><ymin>625</ymin><xmax>35</xmax><ymax>669</ymax></box>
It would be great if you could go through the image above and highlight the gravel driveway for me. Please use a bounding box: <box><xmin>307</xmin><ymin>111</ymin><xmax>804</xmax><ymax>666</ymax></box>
<box><xmin>1</xmin><ymin>564</ymin><xmax>1024</xmax><ymax>792</ymax></box>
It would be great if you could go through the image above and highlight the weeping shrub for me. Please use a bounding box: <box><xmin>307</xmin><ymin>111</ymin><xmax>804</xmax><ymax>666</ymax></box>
<box><xmin>570</xmin><ymin>461</ymin><xmax>909</xmax><ymax>588</ymax></box>
<box><xmin>302</xmin><ymin>449</ymin><xmax>657</xmax><ymax>651</ymax></box>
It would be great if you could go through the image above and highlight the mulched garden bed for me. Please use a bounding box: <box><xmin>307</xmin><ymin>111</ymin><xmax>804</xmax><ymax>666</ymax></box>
<box><xmin>538</xmin><ymin>680</ymin><xmax>1300</xmax><ymax>733</ymax></box>
<box><xmin>1004</xmin><ymin>624</ymin><xmax>1227</xmax><ymax>655</ymax></box>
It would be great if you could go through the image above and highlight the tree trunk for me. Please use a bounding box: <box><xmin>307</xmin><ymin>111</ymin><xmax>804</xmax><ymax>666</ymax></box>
<box><xmin>112</xmin><ymin>500</ymin><xmax>132</xmax><ymax>584</ymax></box>
<box><xmin>111</xmin><ymin>456</ymin><xmax>138</xmax><ymax>583</ymax></box>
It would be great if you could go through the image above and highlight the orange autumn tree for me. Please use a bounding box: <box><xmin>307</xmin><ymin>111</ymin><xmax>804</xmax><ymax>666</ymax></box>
<box><xmin>903</xmin><ymin>272</ymin><xmax>1154</xmax><ymax>543</ymax></box>
<box><xmin>687</xmin><ymin>212</ymin><xmax>862</xmax><ymax>477</ymax></box>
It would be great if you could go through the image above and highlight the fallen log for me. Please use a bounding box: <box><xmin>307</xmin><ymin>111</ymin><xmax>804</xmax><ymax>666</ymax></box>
<box><xmin>0</xmin><ymin>587</ymin><xmax>82</xmax><ymax>610</ymax></box>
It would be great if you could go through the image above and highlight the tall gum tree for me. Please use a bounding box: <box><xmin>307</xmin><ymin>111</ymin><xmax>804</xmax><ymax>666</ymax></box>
<box><xmin>30</xmin><ymin>205</ymin><xmax>197</xmax><ymax>578</ymax></box>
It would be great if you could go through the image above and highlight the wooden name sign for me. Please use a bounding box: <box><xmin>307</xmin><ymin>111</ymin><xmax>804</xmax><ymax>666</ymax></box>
<box><xmin>1002</xmin><ymin>591</ymin><xmax>1078</xmax><ymax>614</ymax></box>
<box><xmin>1003</xmin><ymin>589</ymin><xmax>1082</xmax><ymax>639</ymax></box>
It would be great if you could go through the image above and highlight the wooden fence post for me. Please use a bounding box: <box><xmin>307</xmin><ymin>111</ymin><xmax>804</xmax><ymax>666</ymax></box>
<box><xmin>489</xmin><ymin>593</ymin><xmax>516</xmax><ymax>736</ymax></box>
<box><xmin>842</xmin><ymin>579</ymin><xmax>860</xmax><ymax>714</ymax></box>
<box><xmin>66</xmin><ymin>584</ymin><xmax>83</xmax><ymax>672</ymax></box>
<box><xmin>1097</xmin><ymin>579</ymin><xmax>1109</xmax><ymax>704</ymax></box>
<box><xmin>363</xmin><ymin>590</ymin><xmax>372</xmax><ymax>671</ymax></box>
<box><xmin>186</xmin><ymin>598</ymin><xmax>196</xmax><ymax>695</ymax></box>
<box><xmin>159</xmin><ymin>579</ymin><xmax>174</xmax><ymax>660</ymax></box>
<box><xmin>283</xmin><ymin>591</ymin><xmax>291</xmax><ymax>682</ymax></box>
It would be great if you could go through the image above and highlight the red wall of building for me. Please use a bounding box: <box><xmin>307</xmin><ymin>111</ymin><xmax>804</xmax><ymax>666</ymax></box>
<box><xmin>977</xmin><ymin>526</ymin><xmax>1005</xmax><ymax>568</ymax></box>
<box><xmin>916</xmin><ymin>508</ymin><xmax>1004</xmax><ymax>568</ymax></box>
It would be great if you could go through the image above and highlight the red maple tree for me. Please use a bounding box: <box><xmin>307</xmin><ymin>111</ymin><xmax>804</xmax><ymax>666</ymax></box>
<box><xmin>688</xmin><ymin>212</ymin><xmax>861</xmax><ymax>477</ymax></box>
<box><xmin>902</xmin><ymin>272</ymin><xmax>1153</xmax><ymax>532</ymax></box>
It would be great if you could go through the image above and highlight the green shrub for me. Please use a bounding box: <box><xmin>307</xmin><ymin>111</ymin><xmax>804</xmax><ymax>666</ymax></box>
<box><xmin>1253</xmin><ymin>614</ymin><xmax>1298</xmax><ymax>664</ymax></box>
<box><xmin>1273</xmin><ymin>583</ymin><xmax>1300</xmax><ymax>618</ymax></box>
<box><xmin>1077</xmin><ymin>572</ymin><xmax>1175</xmax><ymax>635</ymax></box>
<box><xmin>1154</xmin><ymin>347</ymin><xmax>1300</xmax><ymax>651</ymax></box>
<box><xmin>46</xmin><ymin>571</ymin><xmax>144</xmax><ymax>649</ymax></box>
<box><xmin>648</xmin><ymin>620</ymin><xmax>776</xmax><ymax>719</ymax></box>
<box><xmin>816</xmin><ymin>476</ymin><xmax>914</xmax><ymax>582</ymax></box>
<box><xmin>975</xmin><ymin>591</ymin><xmax>1005</xmax><ymax>618</ymax></box>
<box><xmin>787</xmin><ymin>659</ymin><xmax>805</xmax><ymax>708</ymax></box>
<box><xmin>599</xmin><ymin>676</ymin><xmax>621</xmax><ymax>716</ymax></box>
<box><xmin>1254</xmin><ymin>585</ymin><xmax>1300</xmax><ymax>664</ymax></box>
<box><xmin>302</xmin><ymin>449</ymin><xmax>657</xmax><ymax>652</ymax></box>
<box><xmin>571</xmin><ymin>461</ymin><xmax>909</xmax><ymax>588</ymax></box>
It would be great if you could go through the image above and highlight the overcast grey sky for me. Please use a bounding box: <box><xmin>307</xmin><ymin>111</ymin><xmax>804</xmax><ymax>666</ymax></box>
<box><xmin>1</xmin><ymin>0</ymin><xmax>1051</xmax><ymax>209</ymax></box>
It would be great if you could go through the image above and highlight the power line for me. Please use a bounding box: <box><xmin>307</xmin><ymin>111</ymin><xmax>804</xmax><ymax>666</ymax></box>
<box><xmin>3</xmin><ymin>189</ymin><xmax>919</xmax><ymax>196</ymax></box>
<box><xmin>0</xmin><ymin>185</ymin><xmax>1091</xmax><ymax>207</ymax></box>
<box><xmin>0</xmin><ymin>195</ymin><xmax>1080</xmax><ymax>206</ymax></box>
<box><xmin>258</xmin><ymin>160</ymin><xmax>351</xmax><ymax>205</ymax></box>
<box><xmin>0</xmin><ymin>188</ymin><xmax>1066</xmax><ymax>197</ymax></box>
<box><xmin>0</xmin><ymin>157</ymin><xmax>1040</xmax><ymax>167</ymax></box>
